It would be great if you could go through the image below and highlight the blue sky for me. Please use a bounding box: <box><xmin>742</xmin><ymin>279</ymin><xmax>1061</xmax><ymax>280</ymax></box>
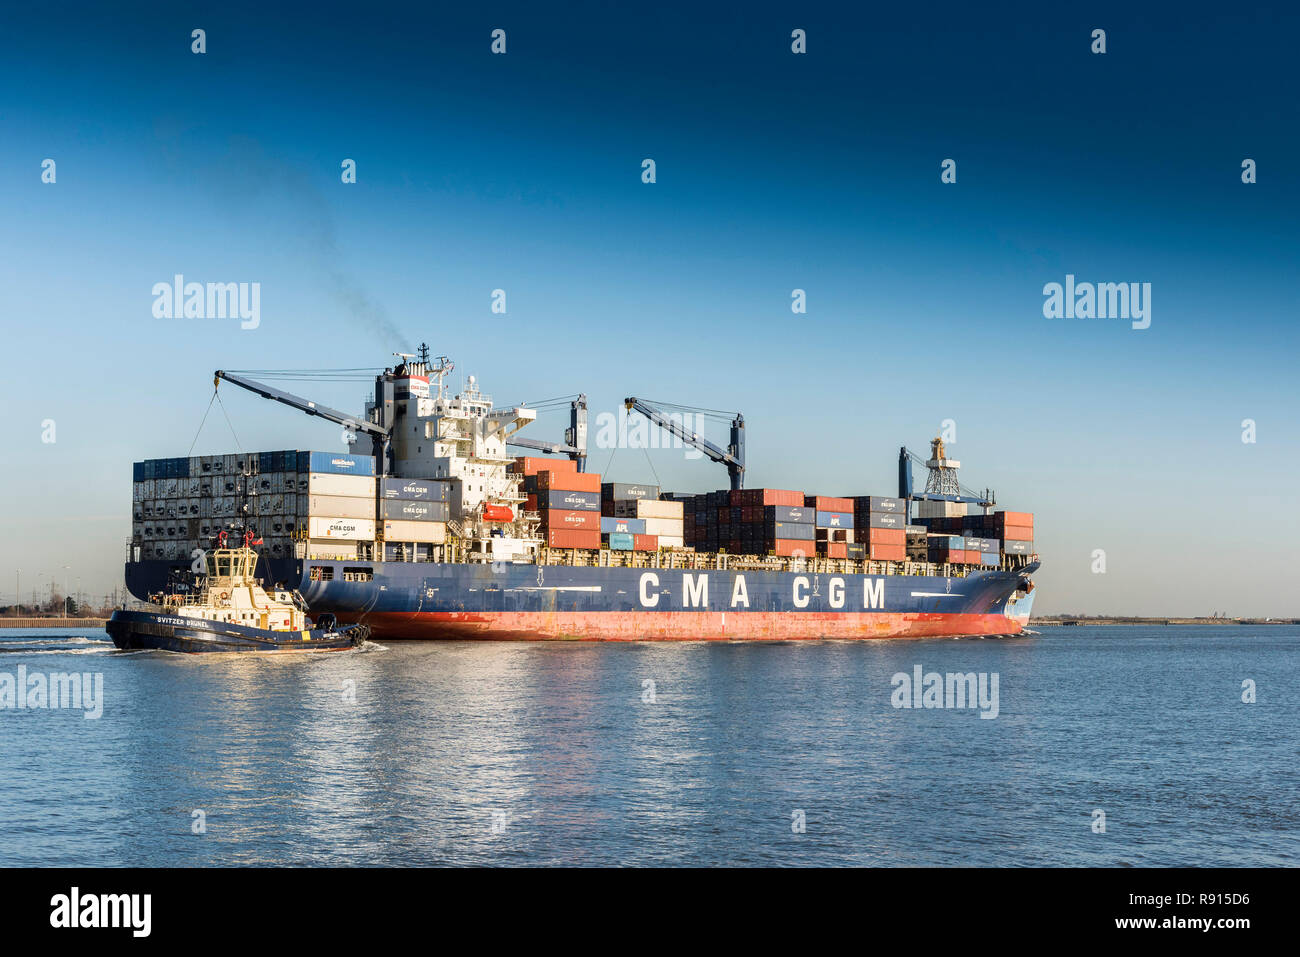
<box><xmin>2</xmin><ymin>2</ymin><xmax>1297</xmax><ymax>614</ymax></box>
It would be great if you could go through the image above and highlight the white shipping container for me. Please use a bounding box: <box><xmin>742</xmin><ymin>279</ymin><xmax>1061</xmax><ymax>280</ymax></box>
<box><xmin>642</xmin><ymin>517</ymin><xmax>685</xmax><ymax>537</ymax></box>
<box><xmin>304</xmin><ymin>540</ymin><xmax>360</xmax><ymax>560</ymax></box>
<box><xmin>307</xmin><ymin>516</ymin><xmax>376</xmax><ymax>540</ymax></box>
<box><xmin>382</xmin><ymin>520</ymin><xmax>447</xmax><ymax>543</ymax></box>
<box><xmin>656</xmin><ymin>535</ymin><xmax>685</xmax><ymax>548</ymax></box>
<box><xmin>307</xmin><ymin>473</ymin><xmax>377</xmax><ymax>497</ymax></box>
<box><xmin>302</xmin><ymin>495</ymin><xmax>375</xmax><ymax>520</ymax></box>
<box><xmin>613</xmin><ymin>499</ymin><xmax>683</xmax><ymax>520</ymax></box>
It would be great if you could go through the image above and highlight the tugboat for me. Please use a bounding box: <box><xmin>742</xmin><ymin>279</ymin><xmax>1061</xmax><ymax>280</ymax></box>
<box><xmin>108</xmin><ymin>531</ymin><xmax>368</xmax><ymax>653</ymax></box>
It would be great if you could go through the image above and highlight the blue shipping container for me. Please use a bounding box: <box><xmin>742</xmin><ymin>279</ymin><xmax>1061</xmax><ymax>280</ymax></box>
<box><xmin>601</xmin><ymin>517</ymin><xmax>647</xmax><ymax>535</ymax></box>
<box><xmin>981</xmin><ymin>551</ymin><xmax>1000</xmax><ymax>564</ymax></box>
<box><xmin>132</xmin><ymin>462</ymin><xmax>145</xmax><ymax>482</ymax></box>
<box><xmin>298</xmin><ymin>451</ymin><xmax>376</xmax><ymax>476</ymax></box>
<box><xmin>604</xmin><ymin>532</ymin><xmax>634</xmax><ymax>551</ymax></box>
<box><xmin>815</xmin><ymin>510</ymin><xmax>854</xmax><ymax>529</ymax></box>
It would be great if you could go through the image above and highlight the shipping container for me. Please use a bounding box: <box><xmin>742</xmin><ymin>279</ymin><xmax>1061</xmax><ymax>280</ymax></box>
<box><xmin>866</xmin><ymin>527</ymin><xmax>906</xmax><ymax>546</ymax></box>
<box><xmin>379</xmin><ymin>499</ymin><xmax>450</xmax><ymax>522</ymax></box>
<box><xmin>815</xmin><ymin>510</ymin><xmax>854</xmax><ymax>529</ymax></box>
<box><xmin>307</xmin><ymin>473</ymin><xmax>377</xmax><ymax>497</ymax></box>
<box><xmin>536</xmin><ymin>470</ymin><xmax>602</xmax><ymax>493</ymax></box>
<box><xmin>731</xmin><ymin>488</ymin><xmax>804</xmax><ymax>507</ymax></box>
<box><xmin>632</xmin><ymin>534</ymin><xmax>658</xmax><ymax>551</ymax></box>
<box><xmin>805</xmin><ymin>496</ymin><xmax>854</xmax><ymax>512</ymax></box>
<box><xmin>610</xmin><ymin>498</ymin><xmax>684</xmax><ymax>520</ymax></box>
<box><xmin>866</xmin><ymin>512</ymin><xmax>906</xmax><ymax>530</ymax></box>
<box><xmin>512</xmin><ymin>456</ymin><xmax>577</xmax><ymax>475</ymax></box>
<box><xmin>656</xmin><ymin>535</ymin><xmax>685</xmax><ymax>548</ymax></box>
<box><xmin>541</xmin><ymin>508</ymin><xmax>600</xmax><ymax>530</ymax></box>
<box><xmin>544</xmin><ymin>528</ymin><xmax>601</xmax><ymax>549</ymax></box>
<box><xmin>770</xmin><ymin>539</ymin><xmax>812</xmax><ymax>557</ymax></box>
<box><xmin>1000</xmin><ymin>524</ymin><xmax>1034</xmax><ymax>542</ymax></box>
<box><xmin>297</xmin><ymin>451</ymin><xmax>376</xmax><ymax>476</ymax></box>
<box><xmin>817</xmin><ymin>541</ymin><xmax>848</xmax><ymax>559</ymax></box>
<box><xmin>601</xmin><ymin>482</ymin><xmax>660</xmax><ymax>501</ymax></box>
<box><xmin>307</xmin><ymin>516</ymin><xmax>376</xmax><ymax>541</ymax></box>
<box><xmin>1002</xmin><ymin>540</ymin><xmax>1033</xmax><ymax>555</ymax></box>
<box><xmin>603</xmin><ymin>532</ymin><xmax>634</xmax><ymax>551</ymax></box>
<box><xmin>379</xmin><ymin>477</ymin><xmax>449</xmax><ymax>502</ymax></box>
<box><xmin>846</xmin><ymin>542</ymin><xmax>866</xmax><ymax>559</ymax></box>
<box><xmin>382</xmin><ymin>519</ymin><xmax>447</xmax><ymax>544</ymax></box>
<box><xmin>642</xmin><ymin>517</ymin><xmax>684</xmax><ymax>537</ymax></box>
<box><xmin>995</xmin><ymin>511</ymin><xmax>1034</xmax><ymax>527</ymax></box>
<box><xmin>853</xmin><ymin>496</ymin><xmax>905</xmax><ymax>514</ymax></box>
<box><xmin>765</xmin><ymin>521</ymin><xmax>815</xmax><ymax>541</ymax></box>
<box><xmin>537</xmin><ymin>489</ymin><xmax>600</xmax><ymax>512</ymax></box>
<box><xmin>980</xmin><ymin>551</ymin><xmax>1000</xmax><ymax>565</ymax></box>
<box><xmin>869</xmin><ymin>543</ymin><xmax>906</xmax><ymax>561</ymax></box>
<box><xmin>305</xmin><ymin>541</ymin><xmax>361</xmax><ymax>560</ymax></box>
<box><xmin>303</xmin><ymin>495</ymin><xmax>375</xmax><ymax>520</ymax></box>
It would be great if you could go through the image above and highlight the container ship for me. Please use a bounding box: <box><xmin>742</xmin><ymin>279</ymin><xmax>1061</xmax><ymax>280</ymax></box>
<box><xmin>124</xmin><ymin>347</ymin><xmax>1038</xmax><ymax>640</ymax></box>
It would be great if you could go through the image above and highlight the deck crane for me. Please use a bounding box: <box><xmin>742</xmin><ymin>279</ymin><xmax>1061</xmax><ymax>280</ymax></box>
<box><xmin>213</xmin><ymin>370</ymin><xmax>396</xmax><ymax>475</ymax></box>
<box><xmin>506</xmin><ymin>394</ymin><xmax>589</xmax><ymax>472</ymax></box>
<box><xmin>898</xmin><ymin>436</ymin><xmax>995</xmax><ymax>512</ymax></box>
<box><xmin>623</xmin><ymin>397</ymin><xmax>745</xmax><ymax>490</ymax></box>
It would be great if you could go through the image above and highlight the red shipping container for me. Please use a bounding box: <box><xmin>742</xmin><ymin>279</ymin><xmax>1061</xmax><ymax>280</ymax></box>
<box><xmin>867</xmin><ymin>527</ymin><xmax>906</xmax><ymax>546</ymax></box>
<box><xmin>525</xmin><ymin>494</ymin><xmax>538</xmax><ymax>512</ymax></box>
<box><xmin>995</xmin><ymin>511</ymin><xmax>1033</xmax><ymax>528</ymax></box>
<box><xmin>513</xmin><ymin>456</ymin><xmax>577</xmax><ymax>475</ymax></box>
<box><xmin>732</xmin><ymin>488</ymin><xmax>803</xmax><ymax>507</ymax></box>
<box><xmin>817</xmin><ymin>541</ymin><xmax>848</xmax><ymax>559</ymax></box>
<box><xmin>868</xmin><ymin>543</ymin><xmax>906</xmax><ymax>561</ymax></box>
<box><xmin>541</xmin><ymin>508</ymin><xmax>599</xmax><ymax>530</ymax></box>
<box><xmin>1001</xmin><ymin>525</ymin><xmax>1033</xmax><ymax>541</ymax></box>
<box><xmin>545</xmin><ymin>528</ymin><xmax>600</xmax><ymax>549</ymax></box>
<box><xmin>806</xmin><ymin>495</ymin><xmax>854</xmax><ymax>512</ymax></box>
<box><xmin>537</xmin><ymin>470</ymin><xmax>601</xmax><ymax>492</ymax></box>
<box><xmin>771</xmin><ymin>539</ymin><xmax>812</xmax><ymax>557</ymax></box>
<box><xmin>633</xmin><ymin>534</ymin><xmax>658</xmax><ymax>551</ymax></box>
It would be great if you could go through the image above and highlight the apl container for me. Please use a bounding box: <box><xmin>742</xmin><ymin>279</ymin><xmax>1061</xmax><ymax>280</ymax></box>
<box><xmin>601</xmin><ymin>517</ymin><xmax>647</xmax><ymax>535</ymax></box>
<box><xmin>815</xmin><ymin>510</ymin><xmax>854</xmax><ymax>529</ymax></box>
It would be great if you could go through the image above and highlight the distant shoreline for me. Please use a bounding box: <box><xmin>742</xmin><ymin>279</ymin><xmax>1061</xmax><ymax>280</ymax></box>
<box><xmin>0</xmin><ymin>618</ymin><xmax>107</xmax><ymax>629</ymax></box>
<box><xmin>1032</xmin><ymin>617</ymin><xmax>1298</xmax><ymax>626</ymax></box>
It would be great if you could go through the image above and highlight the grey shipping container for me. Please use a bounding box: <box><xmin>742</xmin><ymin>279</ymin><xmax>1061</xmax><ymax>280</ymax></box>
<box><xmin>601</xmin><ymin>483</ymin><xmax>660</xmax><ymax>501</ymax></box>
<box><xmin>379</xmin><ymin>499</ymin><xmax>449</xmax><ymax>522</ymax></box>
<box><xmin>380</xmin><ymin>477</ymin><xmax>449</xmax><ymax>502</ymax></box>
<box><xmin>855</xmin><ymin>496</ymin><xmax>905</xmax><ymax>513</ymax></box>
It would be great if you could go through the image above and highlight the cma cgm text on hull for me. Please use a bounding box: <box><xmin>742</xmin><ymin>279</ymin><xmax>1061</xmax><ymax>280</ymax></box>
<box><xmin>123</xmin><ymin>347</ymin><xmax>1039</xmax><ymax>640</ymax></box>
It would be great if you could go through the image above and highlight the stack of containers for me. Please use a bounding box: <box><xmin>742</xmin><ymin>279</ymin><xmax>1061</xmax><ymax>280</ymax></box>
<box><xmin>609</xmin><ymin>493</ymin><xmax>683</xmax><ymax>549</ymax></box>
<box><xmin>737</xmin><ymin>489</ymin><xmax>810</xmax><ymax>556</ymax></box>
<box><xmin>994</xmin><ymin>511</ymin><xmax>1034</xmax><ymax>556</ymax></box>
<box><xmin>379</xmin><ymin>477</ymin><xmax>450</xmax><ymax>561</ymax></box>
<box><xmin>536</xmin><ymin>468</ymin><xmax>602</xmax><ymax>549</ymax></box>
<box><xmin>600</xmin><ymin>483</ymin><xmax>660</xmax><ymax>551</ymax></box>
<box><xmin>808</xmin><ymin>495</ymin><xmax>854</xmax><ymax>559</ymax></box>
<box><xmin>927</xmin><ymin>534</ymin><xmax>966</xmax><ymax>564</ymax></box>
<box><xmin>296</xmin><ymin>451</ymin><xmax>377</xmax><ymax>560</ymax></box>
<box><xmin>852</xmin><ymin>496</ymin><xmax>907</xmax><ymax>561</ymax></box>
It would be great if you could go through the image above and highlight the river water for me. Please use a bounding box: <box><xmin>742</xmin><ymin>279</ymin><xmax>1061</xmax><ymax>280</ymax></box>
<box><xmin>0</xmin><ymin>626</ymin><xmax>1294</xmax><ymax>866</ymax></box>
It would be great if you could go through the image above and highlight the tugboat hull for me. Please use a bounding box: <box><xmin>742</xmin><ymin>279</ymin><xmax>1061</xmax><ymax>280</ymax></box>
<box><xmin>107</xmin><ymin>610</ymin><xmax>368</xmax><ymax>653</ymax></box>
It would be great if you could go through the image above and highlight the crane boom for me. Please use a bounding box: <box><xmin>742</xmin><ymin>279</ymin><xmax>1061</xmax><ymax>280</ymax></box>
<box><xmin>623</xmin><ymin>397</ymin><xmax>745</xmax><ymax>490</ymax></box>
<box><xmin>214</xmin><ymin>370</ymin><xmax>393</xmax><ymax>474</ymax></box>
<box><xmin>506</xmin><ymin>394</ymin><xmax>588</xmax><ymax>471</ymax></box>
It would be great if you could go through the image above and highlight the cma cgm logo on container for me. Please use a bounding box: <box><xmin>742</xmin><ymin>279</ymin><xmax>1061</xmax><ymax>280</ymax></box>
<box><xmin>152</xmin><ymin>274</ymin><xmax>260</xmax><ymax>330</ymax></box>
<box><xmin>1042</xmin><ymin>274</ymin><xmax>1150</xmax><ymax>330</ymax></box>
<box><xmin>638</xmin><ymin>573</ymin><xmax>885</xmax><ymax>609</ymax></box>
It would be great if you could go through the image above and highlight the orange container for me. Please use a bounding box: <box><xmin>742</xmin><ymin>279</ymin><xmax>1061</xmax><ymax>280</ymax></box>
<box><xmin>544</xmin><ymin>528</ymin><xmax>600</xmax><ymax>549</ymax></box>
<box><xmin>541</xmin><ymin>509</ymin><xmax>599</xmax><ymax>530</ymax></box>
<box><xmin>513</xmin><ymin>456</ymin><xmax>577</xmax><ymax>475</ymax></box>
<box><xmin>772</xmin><ymin>539</ymin><xmax>812</xmax><ymax>557</ymax></box>
<box><xmin>805</xmin><ymin>496</ymin><xmax>854</xmax><ymax>512</ymax></box>
<box><xmin>996</xmin><ymin>511</ymin><xmax>1033</xmax><ymax>528</ymax></box>
<box><xmin>536</xmin><ymin>470</ymin><xmax>601</xmax><ymax>492</ymax></box>
<box><xmin>868</xmin><ymin>543</ymin><xmax>906</xmax><ymax>561</ymax></box>
<box><xmin>818</xmin><ymin>541</ymin><xmax>848</xmax><ymax>558</ymax></box>
<box><xmin>633</xmin><ymin>534</ymin><xmax>658</xmax><ymax>551</ymax></box>
<box><xmin>867</xmin><ymin>528</ymin><xmax>905</xmax><ymax>546</ymax></box>
<box><xmin>1001</xmin><ymin>525</ymin><xmax>1033</xmax><ymax>542</ymax></box>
